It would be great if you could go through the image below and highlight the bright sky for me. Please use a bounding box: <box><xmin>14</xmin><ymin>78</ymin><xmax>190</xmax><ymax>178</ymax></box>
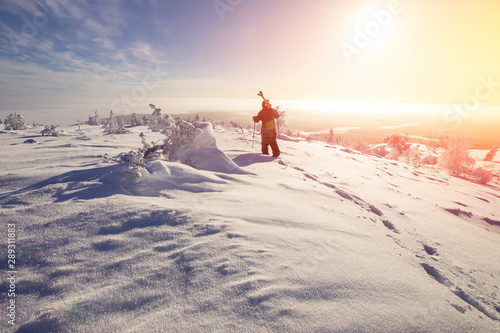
<box><xmin>1</xmin><ymin>0</ymin><xmax>500</xmax><ymax>122</ymax></box>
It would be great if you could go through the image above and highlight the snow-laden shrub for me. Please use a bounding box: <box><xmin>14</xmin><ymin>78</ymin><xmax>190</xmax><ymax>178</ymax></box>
<box><xmin>105</xmin><ymin>104</ymin><xmax>201</xmax><ymax>176</ymax></box>
<box><xmin>352</xmin><ymin>138</ymin><xmax>369</xmax><ymax>154</ymax></box>
<box><xmin>326</xmin><ymin>128</ymin><xmax>335</xmax><ymax>144</ymax></box>
<box><xmin>484</xmin><ymin>145</ymin><xmax>499</xmax><ymax>162</ymax></box>
<box><xmin>130</xmin><ymin>113</ymin><xmax>144</xmax><ymax>127</ymax></box>
<box><xmin>230</xmin><ymin>121</ymin><xmax>244</xmax><ymax>133</ymax></box>
<box><xmin>105</xmin><ymin>110</ymin><xmax>127</xmax><ymax>134</ymax></box>
<box><xmin>421</xmin><ymin>155</ymin><xmax>438</xmax><ymax>166</ymax></box>
<box><xmin>276</xmin><ymin>107</ymin><xmax>287</xmax><ymax>135</ymax></box>
<box><xmin>155</xmin><ymin>117</ymin><xmax>201</xmax><ymax>161</ymax></box>
<box><xmin>4</xmin><ymin>113</ymin><xmax>27</xmax><ymax>130</ymax></box>
<box><xmin>384</xmin><ymin>134</ymin><xmax>410</xmax><ymax>159</ymax></box>
<box><xmin>148</xmin><ymin>104</ymin><xmax>166</xmax><ymax>132</ymax></box>
<box><xmin>110</xmin><ymin>103</ymin><xmax>248</xmax><ymax>177</ymax></box>
<box><xmin>142</xmin><ymin>104</ymin><xmax>202</xmax><ymax>161</ymax></box>
<box><xmin>404</xmin><ymin>145</ymin><xmax>423</xmax><ymax>167</ymax></box>
<box><xmin>41</xmin><ymin>125</ymin><xmax>60</xmax><ymax>137</ymax></box>
<box><xmin>370</xmin><ymin>145</ymin><xmax>388</xmax><ymax>157</ymax></box>
<box><xmin>494</xmin><ymin>171</ymin><xmax>500</xmax><ymax>185</ymax></box>
<box><xmin>103</xmin><ymin>149</ymin><xmax>145</xmax><ymax>178</ymax></box>
<box><xmin>88</xmin><ymin>110</ymin><xmax>101</xmax><ymax>125</ymax></box>
<box><xmin>469</xmin><ymin>166</ymin><xmax>494</xmax><ymax>184</ymax></box>
<box><xmin>439</xmin><ymin>138</ymin><xmax>475</xmax><ymax>176</ymax></box>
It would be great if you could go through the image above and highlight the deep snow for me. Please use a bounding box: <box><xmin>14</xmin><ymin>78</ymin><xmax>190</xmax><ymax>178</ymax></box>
<box><xmin>0</xmin><ymin>124</ymin><xmax>499</xmax><ymax>332</ymax></box>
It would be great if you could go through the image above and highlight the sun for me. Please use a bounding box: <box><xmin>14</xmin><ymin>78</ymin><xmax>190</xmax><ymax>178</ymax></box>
<box><xmin>339</xmin><ymin>2</ymin><xmax>402</xmax><ymax>54</ymax></box>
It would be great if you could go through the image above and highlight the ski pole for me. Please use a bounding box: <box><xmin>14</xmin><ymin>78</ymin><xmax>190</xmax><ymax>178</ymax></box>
<box><xmin>252</xmin><ymin>122</ymin><xmax>256</xmax><ymax>148</ymax></box>
<box><xmin>276</xmin><ymin>106</ymin><xmax>280</xmax><ymax>140</ymax></box>
<box><xmin>277</xmin><ymin>118</ymin><xmax>280</xmax><ymax>141</ymax></box>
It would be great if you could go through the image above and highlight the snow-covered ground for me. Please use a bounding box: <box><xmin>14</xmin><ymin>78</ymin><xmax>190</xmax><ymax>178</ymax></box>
<box><xmin>1</xmin><ymin>125</ymin><xmax>499</xmax><ymax>332</ymax></box>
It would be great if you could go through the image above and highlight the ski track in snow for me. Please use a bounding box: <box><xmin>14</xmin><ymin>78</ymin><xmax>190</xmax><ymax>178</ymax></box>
<box><xmin>0</xmin><ymin>125</ymin><xmax>499</xmax><ymax>332</ymax></box>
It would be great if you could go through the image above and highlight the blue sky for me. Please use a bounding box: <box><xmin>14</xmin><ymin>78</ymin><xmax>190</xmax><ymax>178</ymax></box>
<box><xmin>1</xmin><ymin>0</ymin><xmax>500</xmax><ymax>124</ymax></box>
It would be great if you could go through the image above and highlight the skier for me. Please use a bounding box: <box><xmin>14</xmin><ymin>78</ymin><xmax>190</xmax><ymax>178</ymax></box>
<box><xmin>253</xmin><ymin>98</ymin><xmax>281</xmax><ymax>158</ymax></box>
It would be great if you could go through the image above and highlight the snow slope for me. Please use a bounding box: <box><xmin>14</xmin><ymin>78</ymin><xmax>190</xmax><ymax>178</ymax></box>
<box><xmin>0</xmin><ymin>125</ymin><xmax>499</xmax><ymax>333</ymax></box>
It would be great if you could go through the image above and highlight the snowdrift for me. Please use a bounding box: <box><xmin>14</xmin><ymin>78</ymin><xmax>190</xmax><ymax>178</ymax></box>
<box><xmin>172</xmin><ymin>122</ymin><xmax>250</xmax><ymax>175</ymax></box>
<box><xmin>108</xmin><ymin>160</ymin><xmax>232</xmax><ymax>197</ymax></box>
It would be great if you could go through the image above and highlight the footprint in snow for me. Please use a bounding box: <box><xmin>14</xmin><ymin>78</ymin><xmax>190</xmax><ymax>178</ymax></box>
<box><xmin>382</xmin><ymin>219</ymin><xmax>399</xmax><ymax>233</ymax></box>
<box><xmin>421</xmin><ymin>263</ymin><xmax>500</xmax><ymax>320</ymax></box>
<box><xmin>423</xmin><ymin>244</ymin><xmax>438</xmax><ymax>256</ymax></box>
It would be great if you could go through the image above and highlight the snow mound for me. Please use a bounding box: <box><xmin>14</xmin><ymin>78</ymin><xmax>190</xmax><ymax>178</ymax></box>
<box><xmin>106</xmin><ymin>160</ymin><xmax>232</xmax><ymax>197</ymax></box>
<box><xmin>177</xmin><ymin>122</ymin><xmax>250</xmax><ymax>174</ymax></box>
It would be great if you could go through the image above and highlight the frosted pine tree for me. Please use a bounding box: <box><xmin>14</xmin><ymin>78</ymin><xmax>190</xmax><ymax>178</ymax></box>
<box><xmin>130</xmin><ymin>113</ymin><xmax>144</xmax><ymax>127</ymax></box>
<box><xmin>276</xmin><ymin>107</ymin><xmax>286</xmax><ymax>137</ymax></box>
<box><xmin>105</xmin><ymin>110</ymin><xmax>127</xmax><ymax>134</ymax></box>
<box><xmin>88</xmin><ymin>109</ymin><xmax>101</xmax><ymax>125</ymax></box>
<box><xmin>148</xmin><ymin>104</ymin><xmax>164</xmax><ymax>132</ymax></box>
<box><xmin>439</xmin><ymin>138</ymin><xmax>475</xmax><ymax>176</ymax></box>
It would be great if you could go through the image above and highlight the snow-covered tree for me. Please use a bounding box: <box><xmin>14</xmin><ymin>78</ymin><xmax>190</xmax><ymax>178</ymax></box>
<box><xmin>142</xmin><ymin>103</ymin><xmax>202</xmax><ymax>162</ymax></box>
<box><xmin>384</xmin><ymin>134</ymin><xmax>410</xmax><ymax>160</ymax></box>
<box><xmin>350</xmin><ymin>137</ymin><xmax>368</xmax><ymax>153</ymax></box>
<box><xmin>160</xmin><ymin>117</ymin><xmax>200</xmax><ymax>161</ymax></box>
<box><xmin>130</xmin><ymin>113</ymin><xmax>144</xmax><ymax>127</ymax></box>
<box><xmin>404</xmin><ymin>145</ymin><xmax>423</xmax><ymax>167</ymax></box>
<box><xmin>139</xmin><ymin>132</ymin><xmax>149</xmax><ymax>150</ymax></box>
<box><xmin>370</xmin><ymin>145</ymin><xmax>388</xmax><ymax>157</ymax></box>
<box><xmin>88</xmin><ymin>110</ymin><xmax>101</xmax><ymax>125</ymax></box>
<box><xmin>484</xmin><ymin>145</ymin><xmax>499</xmax><ymax>162</ymax></box>
<box><xmin>230</xmin><ymin>121</ymin><xmax>244</xmax><ymax>133</ymax></box>
<box><xmin>439</xmin><ymin>138</ymin><xmax>475</xmax><ymax>176</ymax></box>
<box><xmin>105</xmin><ymin>110</ymin><xmax>127</xmax><ymax>134</ymax></box>
<box><xmin>276</xmin><ymin>107</ymin><xmax>286</xmax><ymax>136</ymax></box>
<box><xmin>148</xmin><ymin>104</ymin><xmax>166</xmax><ymax>132</ymax></box>
<box><xmin>4</xmin><ymin>113</ymin><xmax>27</xmax><ymax>130</ymax></box>
<box><xmin>470</xmin><ymin>166</ymin><xmax>494</xmax><ymax>184</ymax></box>
<box><xmin>327</xmin><ymin>128</ymin><xmax>335</xmax><ymax>143</ymax></box>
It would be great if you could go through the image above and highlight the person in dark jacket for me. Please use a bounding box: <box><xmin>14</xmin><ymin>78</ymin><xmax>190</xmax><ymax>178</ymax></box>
<box><xmin>253</xmin><ymin>99</ymin><xmax>280</xmax><ymax>158</ymax></box>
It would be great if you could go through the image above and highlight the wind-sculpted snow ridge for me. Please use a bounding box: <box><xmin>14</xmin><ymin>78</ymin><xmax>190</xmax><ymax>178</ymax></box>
<box><xmin>177</xmin><ymin>122</ymin><xmax>251</xmax><ymax>175</ymax></box>
<box><xmin>0</xmin><ymin>125</ymin><xmax>499</xmax><ymax>333</ymax></box>
<box><xmin>104</xmin><ymin>160</ymin><xmax>233</xmax><ymax>197</ymax></box>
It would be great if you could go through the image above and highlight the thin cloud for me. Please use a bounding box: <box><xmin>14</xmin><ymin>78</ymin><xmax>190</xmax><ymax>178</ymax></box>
<box><xmin>0</xmin><ymin>0</ymin><xmax>39</xmax><ymax>16</ymax></box>
<box><xmin>93</xmin><ymin>37</ymin><xmax>116</xmax><ymax>51</ymax></box>
<box><xmin>128</xmin><ymin>40</ymin><xmax>166</xmax><ymax>64</ymax></box>
<box><xmin>83</xmin><ymin>19</ymin><xmax>111</xmax><ymax>36</ymax></box>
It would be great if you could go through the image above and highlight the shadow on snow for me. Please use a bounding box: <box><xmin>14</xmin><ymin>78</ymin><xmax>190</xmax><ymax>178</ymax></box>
<box><xmin>232</xmin><ymin>153</ymin><xmax>276</xmax><ymax>167</ymax></box>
